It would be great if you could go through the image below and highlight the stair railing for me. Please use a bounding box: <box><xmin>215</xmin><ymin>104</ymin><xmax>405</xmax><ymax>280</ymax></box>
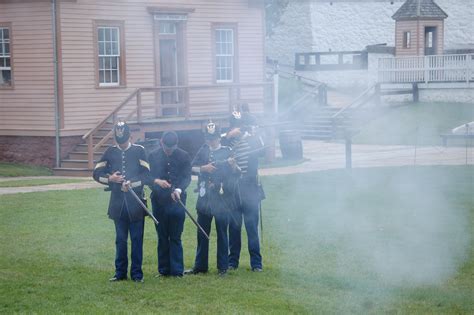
<box><xmin>330</xmin><ymin>83</ymin><xmax>379</xmax><ymax>138</ymax></box>
<box><xmin>82</xmin><ymin>89</ymin><xmax>140</xmax><ymax>169</ymax></box>
<box><xmin>82</xmin><ymin>83</ymin><xmax>273</xmax><ymax>169</ymax></box>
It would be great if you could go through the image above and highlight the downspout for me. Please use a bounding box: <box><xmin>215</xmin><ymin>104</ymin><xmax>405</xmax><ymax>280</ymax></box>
<box><xmin>51</xmin><ymin>0</ymin><xmax>60</xmax><ymax>168</ymax></box>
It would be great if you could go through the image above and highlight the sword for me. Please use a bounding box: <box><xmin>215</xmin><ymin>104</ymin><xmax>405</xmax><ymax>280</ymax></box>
<box><xmin>125</xmin><ymin>183</ymin><xmax>159</xmax><ymax>226</ymax></box>
<box><xmin>177</xmin><ymin>199</ymin><xmax>210</xmax><ymax>240</ymax></box>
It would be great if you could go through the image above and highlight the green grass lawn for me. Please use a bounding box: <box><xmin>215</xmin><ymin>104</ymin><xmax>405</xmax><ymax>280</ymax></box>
<box><xmin>0</xmin><ymin>166</ymin><xmax>473</xmax><ymax>313</ymax></box>
<box><xmin>353</xmin><ymin>102</ymin><xmax>474</xmax><ymax>146</ymax></box>
<box><xmin>0</xmin><ymin>162</ymin><xmax>52</xmax><ymax>177</ymax></box>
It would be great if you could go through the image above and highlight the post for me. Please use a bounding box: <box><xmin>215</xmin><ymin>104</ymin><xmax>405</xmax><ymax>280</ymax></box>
<box><xmin>273</xmin><ymin>70</ymin><xmax>279</xmax><ymax>115</ymax></box>
<box><xmin>467</xmin><ymin>54</ymin><xmax>472</xmax><ymax>84</ymax></box>
<box><xmin>264</xmin><ymin>126</ymin><xmax>276</xmax><ymax>163</ymax></box>
<box><xmin>87</xmin><ymin>136</ymin><xmax>94</xmax><ymax>170</ymax></box>
<box><xmin>345</xmin><ymin>131</ymin><xmax>352</xmax><ymax>169</ymax></box>
<box><xmin>318</xmin><ymin>84</ymin><xmax>327</xmax><ymax>106</ymax></box>
<box><xmin>374</xmin><ymin>83</ymin><xmax>381</xmax><ymax>106</ymax></box>
<box><xmin>424</xmin><ymin>56</ymin><xmax>429</xmax><ymax>83</ymax></box>
<box><xmin>466</xmin><ymin>124</ymin><xmax>469</xmax><ymax>165</ymax></box>
<box><xmin>412</xmin><ymin>82</ymin><xmax>419</xmax><ymax>102</ymax></box>
<box><xmin>136</xmin><ymin>89</ymin><xmax>142</xmax><ymax>123</ymax></box>
<box><xmin>228</xmin><ymin>86</ymin><xmax>234</xmax><ymax>112</ymax></box>
<box><xmin>184</xmin><ymin>87</ymin><xmax>190</xmax><ymax>119</ymax></box>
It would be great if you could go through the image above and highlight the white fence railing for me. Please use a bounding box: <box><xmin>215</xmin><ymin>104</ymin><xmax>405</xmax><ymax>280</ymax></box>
<box><xmin>378</xmin><ymin>54</ymin><xmax>474</xmax><ymax>83</ymax></box>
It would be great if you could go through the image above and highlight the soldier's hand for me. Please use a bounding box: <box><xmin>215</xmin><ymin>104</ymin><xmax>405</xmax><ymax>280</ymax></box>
<box><xmin>121</xmin><ymin>180</ymin><xmax>130</xmax><ymax>192</ymax></box>
<box><xmin>109</xmin><ymin>171</ymin><xmax>124</xmax><ymax>184</ymax></box>
<box><xmin>226</xmin><ymin>128</ymin><xmax>241</xmax><ymax>139</ymax></box>
<box><xmin>154</xmin><ymin>179</ymin><xmax>172</xmax><ymax>189</ymax></box>
<box><xmin>200</xmin><ymin>163</ymin><xmax>217</xmax><ymax>173</ymax></box>
<box><xmin>227</xmin><ymin>157</ymin><xmax>237</xmax><ymax>168</ymax></box>
<box><xmin>171</xmin><ymin>189</ymin><xmax>181</xmax><ymax>201</ymax></box>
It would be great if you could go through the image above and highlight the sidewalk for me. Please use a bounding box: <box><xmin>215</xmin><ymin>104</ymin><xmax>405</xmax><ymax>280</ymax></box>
<box><xmin>1</xmin><ymin>140</ymin><xmax>472</xmax><ymax>195</ymax></box>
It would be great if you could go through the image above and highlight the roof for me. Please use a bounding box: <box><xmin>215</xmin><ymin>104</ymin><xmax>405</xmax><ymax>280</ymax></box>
<box><xmin>392</xmin><ymin>0</ymin><xmax>448</xmax><ymax>20</ymax></box>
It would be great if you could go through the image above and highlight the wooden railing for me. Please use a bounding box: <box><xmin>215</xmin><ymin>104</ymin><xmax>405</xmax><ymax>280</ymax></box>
<box><xmin>82</xmin><ymin>83</ymin><xmax>272</xmax><ymax>168</ymax></box>
<box><xmin>276</xmin><ymin>69</ymin><xmax>328</xmax><ymax>118</ymax></box>
<box><xmin>378</xmin><ymin>54</ymin><xmax>474</xmax><ymax>83</ymax></box>
<box><xmin>295</xmin><ymin>50</ymin><xmax>368</xmax><ymax>71</ymax></box>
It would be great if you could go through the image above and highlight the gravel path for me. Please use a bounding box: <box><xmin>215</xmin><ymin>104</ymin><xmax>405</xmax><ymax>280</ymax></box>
<box><xmin>1</xmin><ymin>141</ymin><xmax>472</xmax><ymax>195</ymax></box>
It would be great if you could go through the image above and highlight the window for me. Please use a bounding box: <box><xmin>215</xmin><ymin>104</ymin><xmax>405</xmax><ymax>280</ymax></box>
<box><xmin>95</xmin><ymin>21</ymin><xmax>125</xmax><ymax>88</ymax></box>
<box><xmin>0</xmin><ymin>26</ymin><xmax>12</xmax><ymax>87</ymax></box>
<box><xmin>215</xmin><ymin>28</ymin><xmax>235</xmax><ymax>83</ymax></box>
<box><xmin>98</xmin><ymin>27</ymin><xmax>120</xmax><ymax>86</ymax></box>
<box><xmin>403</xmin><ymin>31</ymin><xmax>411</xmax><ymax>49</ymax></box>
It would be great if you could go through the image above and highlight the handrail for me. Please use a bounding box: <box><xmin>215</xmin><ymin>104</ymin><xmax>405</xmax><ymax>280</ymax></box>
<box><xmin>331</xmin><ymin>84</ymin><xmax>377</xmax><ymax>120</ymax></box>
<box><xmin>82</xmin><ymin>89</ymin><xmax>139</xmax><ymax>140</ymax></box>
<box><xmin>277</xmin><ymin>69</ymin><xmax>325</xmax><ymax>87</ymax></box>
<box><xmin>278</xmin><ymin>86</ymin><xmax>320</xmax><ymax>119</ymax></box>
<box><xmin>81</xmin><ymin>82</ymin><xmax>273</xmax><ymax>169</ymax></box>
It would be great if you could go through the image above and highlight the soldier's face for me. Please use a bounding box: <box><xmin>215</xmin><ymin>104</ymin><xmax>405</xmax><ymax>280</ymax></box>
<box><xmin>206</xmin><ymin>138</ymin><xmax>220</xmax><ymax>149</ymax></box>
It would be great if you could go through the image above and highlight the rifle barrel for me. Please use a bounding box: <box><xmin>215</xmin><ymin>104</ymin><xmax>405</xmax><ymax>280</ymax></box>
<box><xmin>177</xmin><ymin>199</ymin><xmax>210</xmax><ymax>240</ymax></box>
<box><xmin>127</xmin><ymin>185</ymin><xmax>159</xmax><ymax>226</ymax></box>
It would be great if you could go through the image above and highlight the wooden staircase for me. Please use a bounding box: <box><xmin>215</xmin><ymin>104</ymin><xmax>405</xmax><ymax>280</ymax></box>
<box><xmin>289</xmin><ymin>83</ymin><xmax>418</xmax><ymax>141</ymax></box>
<box><xmin>53</xmin><ymin>127</ymin><xmax>114</xmax><ymax>176</ymax></box>
<box><xmin>53</xmin><ymin>83</ymin><xmax>273</xmax><ymax>177</ymax></box>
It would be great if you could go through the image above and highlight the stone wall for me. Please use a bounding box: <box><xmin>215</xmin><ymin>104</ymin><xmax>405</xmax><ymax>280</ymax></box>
<box><xmin>265</xmin><ymin>0</ymin><xmax>314</xmax><ymax>65</ymax></box>
<box><xmin>267</xmin><ymin>0</ymin><xmax>473</xmax><ymax>66</ymax></box>
<box><xmin>0</xmin><ymin>136</ymin><xmax>83</xmax><ymax>168</ymax></box>
<box><xmin>382</xmin><ymin>86</ymin><xmax>474</xmax><ymax>103</ymax></box>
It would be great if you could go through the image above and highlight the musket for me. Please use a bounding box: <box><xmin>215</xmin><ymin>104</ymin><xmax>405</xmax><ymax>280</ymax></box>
<box><xmin>210</xmin><ymin>145</ymin><xmax>272</xmax><ymax>167</ymax></box>
<box><xmin>177</xmin><ymin>199</ymin><xmax>210</xmax><ymax>240</ymax></box>
<box><xmin>125</xmin><ymin>183</ymin><xmax>160</xmax><ymax>226</ymax></box>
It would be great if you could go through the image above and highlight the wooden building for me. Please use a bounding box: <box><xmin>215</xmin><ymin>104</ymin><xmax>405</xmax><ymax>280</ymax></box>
<box><xmin>393</xmin><ymin>0</ymin><xmax>448</xmax><ymax>56</ymax></box>
<box><xmin>0</xmin><ymin>0</ymin><xmax>272</xmax><ymax>175</ymax></box>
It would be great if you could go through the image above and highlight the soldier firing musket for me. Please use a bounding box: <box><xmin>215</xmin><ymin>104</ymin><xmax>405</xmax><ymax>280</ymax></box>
<box><xmin>93</xmin><ymin>121</ymin><xmax>150</xmax><ymax>283</ymax></box>
<box><xmin>185</xmin><ymin>121</ymin><xmax>241</xmax><ymax>277</ymax></box>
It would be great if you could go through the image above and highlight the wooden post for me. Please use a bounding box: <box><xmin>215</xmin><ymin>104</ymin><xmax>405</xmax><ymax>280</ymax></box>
<box><xmin>273</xmin><ymin>71</ymin><xmax>279</xmax><ymax>115</ymax></box>
<box><xmin>345</xmin><ymin>132</ymin><xmax>352</xmax><ymax>169</ymax></box>
<box><xmin>374</xmin><ymin>83</ymin><xmax>381</xmax><ymax>106</ymax></box>
<box><xmin>412</xmin><ymin>82</ymin><xmax>419</xmax><ymax>102</ymax></box>
<box><xmin>87</xmin><ymin>136</ymin><xmax>94</xmax><ymax>170</ymax></box>
<box><xmin>318</xmin><ymin>84</ymin><xmax>327</xmax><ymax>106</ymax></box>
<box><xmin>228</xmin><ymin>86</ymin><xmax>234</xmax><ymax>112</ymax></box>
<box><xmin>137</xmin><ymin>89</ymin><xmax>142</xmax><ymax>123</ymax></box>
<box><xmin>264</xmin><ymin>126</ymin><xmax>276</xmax><ymax>163</ymax></box>
<box><xmin>184</xmin><ymin>87</ymin><xmax>190</xmax><ymax>119</ymax></box>
<box><xmin>424</xmin><ymin>56</ymin><xmax>429</xmax><ymax>83</ymax></box>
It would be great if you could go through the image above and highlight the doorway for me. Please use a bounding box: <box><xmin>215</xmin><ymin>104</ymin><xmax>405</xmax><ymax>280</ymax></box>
<box><xmin>424</xmin><ymin>27</ymin><xmax>437</xmax><ymax>55</ymax></box>
<box><xmin>155</xmin><ymin>20</ymin><xmax>185</xmax><ymax>116</ymax></box>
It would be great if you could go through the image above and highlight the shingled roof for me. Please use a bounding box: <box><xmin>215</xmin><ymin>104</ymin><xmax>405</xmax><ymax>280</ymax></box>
<box><xmin>392</xmin><ymin>0</ymin><xmax>448</xmax><ymax>20</ymax></box>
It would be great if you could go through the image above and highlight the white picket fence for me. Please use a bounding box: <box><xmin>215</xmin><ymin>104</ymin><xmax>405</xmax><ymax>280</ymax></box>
<box><xmin>378</xmin><ymin>54</ymin><xmax>474</xmax><ymax>83</ymax></box>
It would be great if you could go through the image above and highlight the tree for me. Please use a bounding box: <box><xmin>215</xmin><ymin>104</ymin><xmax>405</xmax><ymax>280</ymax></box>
<box><xmin>265</xmin><ymin>0</ymin><xmax>289</xmax><ymax>37</ymax></box>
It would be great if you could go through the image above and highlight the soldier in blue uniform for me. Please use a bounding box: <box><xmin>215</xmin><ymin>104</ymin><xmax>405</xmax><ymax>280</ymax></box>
<box><xmin>147</xmin><ymin>131</ymin><xmax>192</xmax><ymax>277</ymax></box>
<box><xmin>185</xmin><ymin>122</ymin><xmax>240</xmax><ymax>276</ymax></box>
<box><xmin>224</xmin><ymin>111</ymin><xmax>265</xmax><ymax>272</ymax></box>
<box><xmin>93</xmin><ymin>121</ymin><xmax>151</xmax><ymax>282</ymax></box>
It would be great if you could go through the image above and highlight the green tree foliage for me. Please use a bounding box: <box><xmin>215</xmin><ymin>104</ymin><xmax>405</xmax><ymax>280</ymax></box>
<box><xmin>265</xmin><ymin>0</ymin><xmax>289</xmax><ymax>37</ymax></box>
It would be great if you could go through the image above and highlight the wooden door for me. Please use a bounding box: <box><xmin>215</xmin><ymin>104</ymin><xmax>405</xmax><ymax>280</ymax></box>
<box><xmin>155</xmin><ymin>20</ymin><xmax>185</xmax><ymax>117</ymax></box>
<box><xmin>424</xmin><ymin>27</ymin><xmax>437</xmax><ymax>56</ymax></box>
<box><xmin>160</xmin><ymin>38</ymin><xmax>179</xmax><ymax>115</ymax></box>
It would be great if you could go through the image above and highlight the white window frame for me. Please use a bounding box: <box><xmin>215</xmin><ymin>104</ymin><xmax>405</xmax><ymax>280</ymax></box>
<box><xmin>403</xmin><ymin>31</ymin><xmax>411</xmax><ymax>49</ymax></box>
<box><xmin>97</xmin><ymin>26</ymin><xmax>120</xmax><ymax>87</ymax></box>
<box><xmin>0</xmin><ymin>26</ymin><xmax>12</xmax><ymax>87</ymax></box>
<box><xmin>215</xmin><ymin>28</ymin><xmax>234</xmax><ymax>83</ymax></box>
